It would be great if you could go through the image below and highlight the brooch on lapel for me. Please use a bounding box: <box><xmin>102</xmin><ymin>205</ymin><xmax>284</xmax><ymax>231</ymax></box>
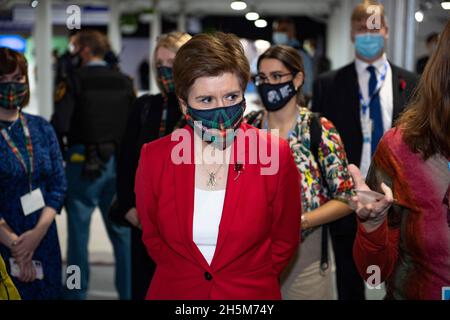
<box><xmin>399</xmin><ymin>78</ymin><xmax>407</xmax><ymax>91</ymax></box>
<box><xmin>234</xmin><ymin>162</ymin><xmax>245</xmax><ymax>181</ymax></box>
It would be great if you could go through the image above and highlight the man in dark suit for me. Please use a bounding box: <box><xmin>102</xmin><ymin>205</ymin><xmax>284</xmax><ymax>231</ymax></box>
<box><xmin>312</xmin><ymin>0</ymin><xmax>417</xmax><ymax>300</ymax></box>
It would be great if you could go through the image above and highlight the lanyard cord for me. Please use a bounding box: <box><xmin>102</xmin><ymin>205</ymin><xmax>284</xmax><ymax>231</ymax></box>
<box><xmin>0</xmin><ymin>113</ymin><xmax>34</xmax><ymax>192</ymax></box>
<box><xmin>358</xmin><ymin>62</ymin><xmax>389</xmax><ymax>115</ymax></box>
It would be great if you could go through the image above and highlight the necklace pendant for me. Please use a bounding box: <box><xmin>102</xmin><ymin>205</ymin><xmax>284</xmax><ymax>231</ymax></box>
<box><xmin>207</xmin><ymin>173</ymin><xmax>216</xmax><ymax>189</ymax></box>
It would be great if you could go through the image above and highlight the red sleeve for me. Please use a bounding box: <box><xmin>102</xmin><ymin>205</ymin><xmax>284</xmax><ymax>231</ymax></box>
<box><xmin>353</xmin><ymin>219</ymin><xmax>400</xmax><ymax>283</ymax></box>
<box><xmin>135</xmin><ymin>143</ymin><xmax>164</xmax><ymax>265</ymax></box>
<box><xmin>271</xmin><ymin>140</ymin><xmax>302</xmax><ymax>276</ymax></box>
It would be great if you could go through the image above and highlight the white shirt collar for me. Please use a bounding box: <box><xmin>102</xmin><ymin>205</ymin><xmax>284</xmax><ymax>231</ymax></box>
<box><xmin>355</xmin><ymin>53</ymin><xmax>388</xmax><ymax>76</ymax></box>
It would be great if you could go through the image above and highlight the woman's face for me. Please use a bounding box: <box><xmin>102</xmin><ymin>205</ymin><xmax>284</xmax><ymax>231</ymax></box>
<box><xmin>155</xmin><ymin>46</ymin><xmax>176</xmax><ymax>68</ymax></box>
<box><xmin>258</xmin><ymin>58</ymin><xmax>303</xmax><ymax>88</ymax></box>
<box><xmin>0</xmin><ymin>67</ymin><xmax>26</xmax><ymax>84</ymax></box>
<box><xmin>182</xmin><ymin>72</ymin><xmax>243</xmax><ymax>112</ymax></box>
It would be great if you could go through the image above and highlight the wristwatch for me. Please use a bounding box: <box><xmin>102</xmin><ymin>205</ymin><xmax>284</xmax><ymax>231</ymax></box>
<box><xmin>301</xmin><ymin>214</ymin><xmax>309</xmax><ymax>230</ymax></box>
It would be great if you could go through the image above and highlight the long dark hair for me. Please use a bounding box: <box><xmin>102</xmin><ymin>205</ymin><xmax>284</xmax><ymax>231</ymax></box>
<box><xmin>257</xmin><ymin>45</ymin><xmax>305</xmax><ymax>106</ymax></box>
<box><xmin>396</xmin><ymin>21</ymin><xmax>450</xmax><ymax>159</ymax></box>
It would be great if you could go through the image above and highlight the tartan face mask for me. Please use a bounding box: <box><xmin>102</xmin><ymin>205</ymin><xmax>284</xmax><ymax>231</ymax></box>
<box><xmin>186</xmin><ymin>99</ymin><xmax>246</xmax><ymax>150</ymax></box>
<box><xmin>0</xmin><ymin>82</ymin><xmax>28</xmax><ymax>110</ymax></box>
<box><xmin>156</xmin><ymin>66</ymin><xmax>175</xmax><ymax>95</ymax></box>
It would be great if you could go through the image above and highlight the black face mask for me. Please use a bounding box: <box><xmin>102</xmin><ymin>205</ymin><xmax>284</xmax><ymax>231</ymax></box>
<box><xmin>257</xmin><ymin>80</ymin><xmax>297</xmax><ymax>112</ymax></box>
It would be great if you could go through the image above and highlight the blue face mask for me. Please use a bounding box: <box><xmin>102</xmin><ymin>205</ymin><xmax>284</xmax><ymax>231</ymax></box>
<box><xmin>272</xmin><ymin>32</ymin><xmax>289</xmax><ymax>45</ymax></box>
<box><xmin>355</xmin><ymin>33</ymin><xmax>385</xmax><ymax>60</ymax></box>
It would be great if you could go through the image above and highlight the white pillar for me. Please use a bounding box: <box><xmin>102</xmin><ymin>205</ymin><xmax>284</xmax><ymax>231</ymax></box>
<box><xmin>392</xmin><ymin>0</ymin><xmax>406</xmax><ymax>67</ymax></box>
<box><xmin>34</xmin><ymin>0</ymin><xmax>53</xmax><ymax>120</ymax></box>
<box><xmin>404</xmin><ymin>0</ymin><xmax>416</xmax><ymax>71</ymax></box>
<box><xmin>108</xmin><ymin>0</ymin><xmax>122</xmax><ymax>55</ymax></box>
<box><xmin>177</xmin><ymin>1</ymin><xmax>186</xmax><ymax>32</ymax></box>
<box><xmin>326</xmin><ymin>0</ymin><xmax>354</xmax><ymax>70</ymax></box>
<box><xmin>149</xmin><ymin>2</ymin><xmax>161</xmax><ymax>94</ymax></box>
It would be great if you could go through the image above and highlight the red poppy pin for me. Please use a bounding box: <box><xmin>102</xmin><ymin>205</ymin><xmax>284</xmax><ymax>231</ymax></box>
<box><xmin>399</xmin><ymin>78</ymin><xmax>407</xmax><ymax>91</ymax></box>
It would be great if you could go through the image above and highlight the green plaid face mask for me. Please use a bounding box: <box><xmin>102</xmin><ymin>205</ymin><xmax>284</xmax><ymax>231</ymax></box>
<box><xmin>156</xmin><ymin>66</ymin><xmax>175</xmax><ymax>95</ymax></box>
<box><xmin>0</xmin><ymin>82</ymin><xmax>28</xmax><ymax>110</ymax></box>
<box><xmin>186</xmin><ymin>99</ymin><xmax>246</xmax><ymax>149</ymax></box>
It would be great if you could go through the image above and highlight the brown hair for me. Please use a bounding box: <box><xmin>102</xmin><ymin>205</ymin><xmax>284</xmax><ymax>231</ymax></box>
<box><xmin>257</xmin><ymin>45</ymin><xmax>305</xmax><ymax>106</ymax></box>
<box><xmin>153</xmin><ymin>31</ymin><xmax>191</xmax><ymax>93</ymax></box>
<box><xmin>351</xmin><ymin>0</ymin><xmax>387</xmax><ymax>27</ymax></box>
<box><xmin>0</xmin><ymin>47</ymin><xmax>30</xmax><ymax>107</ymax></box>
<box><xmin>396</xmin><ymin>21</ymin><xmax>450</xmax><ymax>159</ymax></box>
<box><xmin>173</xmin><ymin>32</ymin><xmax>250</xmax><ymax>102</ymax></box>
<box><xmin>75</xmin><ymin>30</ymin><xmax>110</xmax><ymax>58</ymax></box>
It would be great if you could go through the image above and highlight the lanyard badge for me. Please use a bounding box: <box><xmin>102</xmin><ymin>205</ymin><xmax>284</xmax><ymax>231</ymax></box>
<box><xmin>358</xmin><ymin>62</ymin><xmax>388</xmax><ymax>115</ymax></box>
<box><xmin>358</xmin><ymin>62</ymin><xmax>388</xmax><ymax>141</ymax></box>
<box><xmin>0</xmin><ymin>114</ymin><xmax>44</xmax><ymax>216</ymax></box>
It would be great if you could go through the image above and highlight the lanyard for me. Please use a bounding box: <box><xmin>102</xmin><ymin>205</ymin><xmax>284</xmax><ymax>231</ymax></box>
<box><xmin>358</xmin><ymin>62</ymin><xmax>388</xmax><ymax>115</ymax></box>
<box><xmin>0</xmin><ymin>113</ymin><xmax>34</xmax><ymax>192</ymax></box>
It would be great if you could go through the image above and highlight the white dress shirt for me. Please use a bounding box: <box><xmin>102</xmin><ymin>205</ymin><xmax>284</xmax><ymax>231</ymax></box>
<box><xmin>193</xmin><ymin>188</ymin><xmax>226</xmax><ymax>265</ymax></box>
<box><xmin>355</xmin><ymin>54</ymin><xmax>394</xmax><ymax>177</ymax></box>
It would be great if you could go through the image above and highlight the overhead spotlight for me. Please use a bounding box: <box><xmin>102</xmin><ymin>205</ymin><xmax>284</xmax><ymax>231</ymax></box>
<box><xmin>441</xmin><ymin>2</ymin><xmax>450</xmax><ymax>10</ymax></box>
<box><xmin>230</xmin><ymin>1</ymin><xmax>247</xmax><ymax>11</ymax></box>
<box><xmin>30</xmin><ymin>0</ymin><xmax>39</xmax><ymax>8</ymax></box>
<box><xmin>245</xmin><ymin>12</ymin><xmax>259</xmax><ymax>21</ymax></box>
<box><xmin>414</xmin><ymin>10</ymin><xmax>424</xmax><ymax>22</ymax></box>
<box><xmin>254</xmin><ymin>19</ymin><xmax>267</xmax><ymax>28</ymax></box>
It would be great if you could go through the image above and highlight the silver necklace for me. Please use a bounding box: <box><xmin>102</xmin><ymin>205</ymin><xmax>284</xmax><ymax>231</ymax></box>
<box><xmin>201</xmin><ymin>164</ymin><xmax>224</xmax><ymax>189</ymax></box>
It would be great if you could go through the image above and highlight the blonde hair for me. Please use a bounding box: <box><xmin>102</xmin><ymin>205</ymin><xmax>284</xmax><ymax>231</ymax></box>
<box><xmin>351</xmin><ymin>0</ymin><xmax>387</xmax><ymax>27</ymax></box>
<box><xmin>154</xmin><ymin>31</ymin><xmax>192</xmax><ymax>56</ymax></box>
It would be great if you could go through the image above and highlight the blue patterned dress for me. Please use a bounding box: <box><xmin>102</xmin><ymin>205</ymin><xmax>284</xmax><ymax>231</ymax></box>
<box><xmin>0</xmin><ymin>112</ymin><xmax>67</xmax><ymax>299</ymax></box>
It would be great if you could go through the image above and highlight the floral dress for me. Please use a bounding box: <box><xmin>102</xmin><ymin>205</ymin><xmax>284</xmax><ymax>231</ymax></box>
<box><xmin>0</xmin><ymin>113</ymin><xmax>67</xmax><ymax>299</ymax></box>
<box><xmin>245</xmin><ymin>107</ymin><xmax>354</xmax><ymax>299</ymax></box>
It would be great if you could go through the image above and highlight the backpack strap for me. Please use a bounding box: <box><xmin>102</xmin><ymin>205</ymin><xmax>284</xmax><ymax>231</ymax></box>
<box><xmin>309</xmin><ymin>112</ymin><xmax>330</xmax><ymax>273</ymax></box>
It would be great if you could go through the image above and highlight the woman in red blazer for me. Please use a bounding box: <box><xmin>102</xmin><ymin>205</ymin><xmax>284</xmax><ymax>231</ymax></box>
<box><xmin>135</xmin><ymin>32</ymin><xmax>302</xmax><ymax>300</ymax></box>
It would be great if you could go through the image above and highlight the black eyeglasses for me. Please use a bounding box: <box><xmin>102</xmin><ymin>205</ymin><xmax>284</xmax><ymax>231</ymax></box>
<box><xmin>252</xmin><ymin>72</ymin><xmax>294</xmax><ymax>86</ymax></box>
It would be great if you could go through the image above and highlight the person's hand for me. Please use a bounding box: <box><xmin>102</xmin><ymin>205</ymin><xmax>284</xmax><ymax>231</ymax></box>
<box><xmin>125</xmin><ymin>208</ymin><xmax>141</xmax><ymax>229</ymax></box>
<box><xmin>11</xmin><ymin>229</ymin><xmax>44</xmax><ymax>264</ymax></box>
<box><xmin>348</xmin><ymin>164</ymin><xmax>394</xmax><ymax>233</ymax></box>
<box><xmin>17</xmin><ymin>259</ymin><xmax>36</xmax><ymax>283</ymax></box>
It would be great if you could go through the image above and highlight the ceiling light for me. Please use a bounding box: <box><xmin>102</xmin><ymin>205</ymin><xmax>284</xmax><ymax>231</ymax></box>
<box><xmin>254</xmin><ymin>19</ymin><xmax>268</xmax><ymax>28</ymax></box>
<box><xmin>415</xmin><ymin>11</ymin><xmax>424</xmax><ymax>22</ymax></box>
<box><xmin>230</xmin><ymin>1</ymin><xmax>247</xmax><ymax>11</ymax></box>
<box><xmin>441</xmin><ymin>2</ymin><xmax>450</xmax><ymax>10</ymax></box>
<box><xmin>245</xmin><ymin>12</ymin><xmax>259</xmax><ymax>21</ymax></box>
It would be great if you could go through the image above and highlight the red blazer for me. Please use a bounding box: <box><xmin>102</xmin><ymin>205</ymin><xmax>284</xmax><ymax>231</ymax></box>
<box><xmin>135</xmin><ymin>123</ymin><xmax>301</xmax><ymax>300</ymax></box>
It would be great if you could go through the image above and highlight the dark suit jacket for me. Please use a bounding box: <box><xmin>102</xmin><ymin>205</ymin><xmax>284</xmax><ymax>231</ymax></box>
<box><xmin>312</xmin><ymin>61</ymin><xmax>418</xmax><ymax>235</ymax></box>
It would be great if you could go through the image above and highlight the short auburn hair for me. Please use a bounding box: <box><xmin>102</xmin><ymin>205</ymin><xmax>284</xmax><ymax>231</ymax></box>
<box><xmin>0</xmin><ymin>47</ymin><xmax>30</xmax><ymax>107</ymax></box>
<box><xmin>351</xmin><ymin>0</ymin><xmax>387</xmax><ymax>27</ymax></box>
<box><xmin>173</xmin><ymin>32</ymin><xmax>250</xmax><ymax>102</ymax></box>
